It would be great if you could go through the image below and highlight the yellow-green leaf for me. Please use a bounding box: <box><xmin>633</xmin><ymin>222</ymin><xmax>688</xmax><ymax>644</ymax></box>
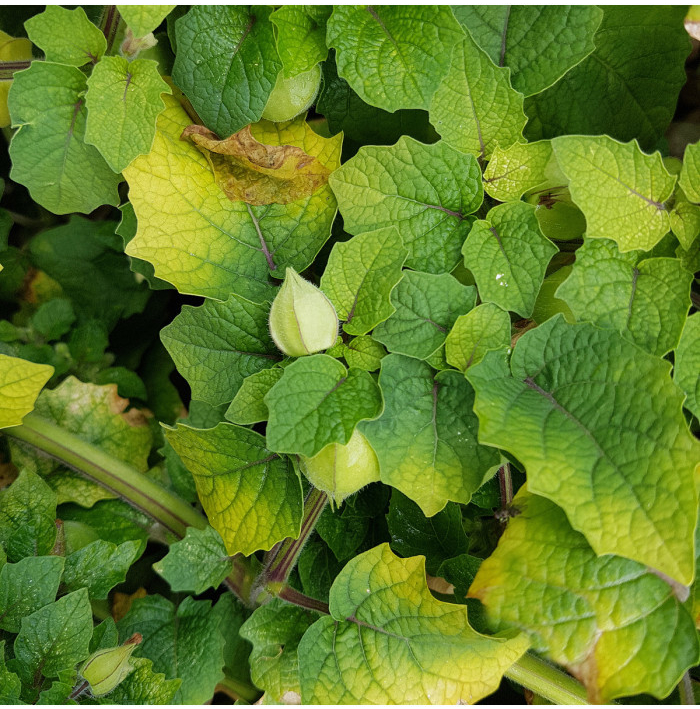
<box><xmin>298</xmin><ymin>543</ymin><xmax>529</xmax><ymax>703</ymax></box>
<box><xmin>0</xmin><ymin>354</ymin><xmax>52</xmax><ymax>429</ymax></box>
<box><xmin>117</xmin><ymin>5</ymin><xmax>175</xmax><ymax>38</ymax></box>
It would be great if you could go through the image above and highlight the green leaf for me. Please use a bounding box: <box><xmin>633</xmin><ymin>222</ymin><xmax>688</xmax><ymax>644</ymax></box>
<box><xmin>430</xmin><ymin>35</ymin><xmax>526</xmax><ymax>160</ymax></box>
<box><xmin>466</xmin><ymin>316</ymin><xmax>700</xmax><ymax>584</ymax></box>
<box><xmin>239</xmin><ymin>598</ymin><xmax>318</xmax><ymax>704</ymax></box>
<box><xmin>470</xmin><ymin>490</ymin><xmax>700</xmax><ymax>702</ymax></box>
<box><xmin>63</xmin><ymin>540</ymin><xmax>142</xmax><ymax>600</ymax></box>
<box><xmin>453</xmin><ymin>6</ymin><xmax>602</xmax><ymax>96</ymax></box>
<box><xmin>9</xmin><ymin>377</ymin><xmax>152</xmax><ymax>507</ymax></box>
<box><xmin>85</xmin><ymin>57</ymin><xmax>171</xmax><ymax>173</ymax></box>
<box><xmin>326</xmin><ymin>6</ymin><xmax>464</xmax><ymax>112</ymax></box>
<box><xmin>117</xmin><ymin>595</ymin><xmax>224</xmax><ymax>705</ymax></box>
<box><xmin>462</xmin><ymin>201</ymin><xmax>556</xmax><ymax>317</ymax></box>
<box><xmin>153</xmin><ymin>525</ymin><xmax>231</xmax><ymax>595</ymax></box>
<box><xmin>680</xmin><ymin>141</ymin><xmax>700</xmax><ymax>203</ymax></box>
<box><xmin>95</xmin><ymin>367</ymin><xmax>148</xmax><ymax>402</ymax></box>
<box><xmin>297</xmin><ymin>537</ymin><xmax>343</xmax><ymax>602</ymax></box>
<box><xmin>117</xmin><ymin>5</ymin><xmax>176</xmax><ymax>38</ymax></box>
<box><xmin>165</xmin><ymin>423</ymin><xmax>302</xmax><ymax>556</ymax></box>
<box><xmin>298</xmin><ymin>543</ymin><xmax>528</xmax><ymax>703</ymax></box>
<box><xmin>482</xmin><ymin>140</ymin><xmax>553</xmax><ymax>202</ymax></box>
<box><xmin>172</xmin><ymin>6</ymin><xmax>281</xmax><ymax>137</ymax></box>
<box><xmin>14</xmin><ymin>588</ymin><xmax>92</xmax><ymax>683</ymax></box>
<box><xmin>317</xmin><ymin>55</ymin><xmax>435</xmax><ymax>146</ymax></box>
<box><xmin>214</xmin><ymin>594</ymin><xmax>253</xmax><ymax>687</ymax></box>
<box><xmin>25</xmin><ymin>6</ymin><xmax>106</xmax><ymax>66</ymax></box>
<box><xmin>556</xmin><ymin>238</ymin><xmax>692</xmax><ymax>356</ymax></box>
<box><xmin>161</xmin><ymin>295</ymin><xmax>278</xmax><ymax>407</ymax></box>
<box><xmin>445</xmin><ymin>302</ymin><xmax>511</xmax><ymax>372</ymax></box>
<box><xmin>60</xmin><ymin>499</ymin><xmax>150</xmax><ymax>553</ymax></box>
<box><xmin>321</xmin><ymin>227</ymin><xmax>407</xmax><ymax>335</ymax></box>
<box><xmin>438</xmin><ymin>553</ymin><xmax>483</xmax><ymax>600</ymax></box>
<box><xmin>28</xmin><ymin>216</ymin><xmax>149</xmax><ymax>330</ymax></box>
<box><xmin>8</xmin><ymin>62</ymin><xmax>121</xmax><ymax>215</ymax></box>
<box><xmin>670</xmin><ymin>200</ymin><xmax>700</xmax><ymax>250</ymax></box>
<box><xmin>0</xmin><ymin>470</ymin><xmax>56</xmax><ymax>562</ymax></box>
<box><xmin>265</xmin><ymin>354</ymin><xmax>382</xmax><ymax>457</ymax></box>
<box><xmin>98</xmin><ymin>657</ymin><xmax>181</xmax><ymax>705</ymax></box>
<box><xmin>675</xmin><ymin>312</ymin><xmax>700</xmax><ymax>420</ymax></box>
<box><xmin>524</xmin><ymin>7</ymin><xmax>690</xmax><ymax>150</ymax></box>
<box><xmin>0</xmin><ymin>556</ymin><xmax>64</xmax><ymax>632</ymax></box>
<box><xmin>0</xmin><ymin>354</ymin><xmax>52</xmax><ymax>429</ymax></box>
<box><xmin>31</xmin><ymin>299</ymin><xmax>75</xmax><ymax>342</ymax></box>
<box><xmin>361</xmin><ymin>355</ymin><xmax>500</xmax><ymax>516</ymax></box>
<box><xmin>123</xmin><ymin>94</ymin><xmax>341</xmax><ymax>301</ymax></box>
<box><xmin>0</xmin><ymin>641</ymin><xmax>21</xmax><ymax>704</ymax></box>
<box><xmin>270</xmin><ymin>6</ymin><xmax>328</xmax><ymax>78</ymax></box>
<box><xmin>374</xmin><ymin>271</ymin><xmax>476</xmax><ymax>360</ymax></box>
<box><xmin>388</xmin><ymin>490</ymin><xmax>468</xmax><ymax>576</ymax></box>
<box><xmin>552</xmin><ymin>135</ymin><xmax>676</xmax><ymax>252</ymax></box>
<box><xmin>342</xmin><ymin>336</ymin><xmax>386</xmax><ymax>372</ymax></box>
<box><xmin>225</xmin><ymin>368</ymin><xmax>284</xmax><ymax>425</ymax></box>
<box><xmin>330</xmin><ymin>138</ymin><xmax>482</xmax><ymax>273</ymax></box>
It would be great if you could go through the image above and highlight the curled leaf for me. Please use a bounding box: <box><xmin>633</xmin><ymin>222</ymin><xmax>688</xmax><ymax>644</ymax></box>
<box><xmin>181</xmin><ymin>124</ymin><xmax>330</xmax><ymax>205</ymax></box>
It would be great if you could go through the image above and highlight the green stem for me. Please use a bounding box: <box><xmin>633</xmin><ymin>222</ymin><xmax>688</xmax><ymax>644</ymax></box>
<box><xmin>263</xmin><ymin>487</ymin><xmax>327</xmax><ymax>584</ymax></box>
<box><xmin>505</xmin><ymin>653</ymin><xmax>594</xmax><ymax>705</ymax></box>
<box><xmin>98</xmin><ymin>5</ymin><xmax>122</xmax><ymax>55</ymax></box>
<box><xmin>4</xmin><ymin>413</ymin><xmax>256</xmax><ymax>602</ymax></box>
<box><xmin>217</xmin><ymin>673</ymin><xmax>262</xmax><ymax>704</ymax></box>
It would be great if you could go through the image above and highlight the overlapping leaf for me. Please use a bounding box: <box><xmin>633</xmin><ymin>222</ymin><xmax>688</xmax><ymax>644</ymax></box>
<box><xmin>430</xmin><ymin>35</ymin><xmax>526</xmax><ymax>160</ymax></box>
<box><xmin>266</xmin><ymin>354</ymin><xmax>382</xmax><ymax>457</ymax></box>
<box><xmin>462</xmin><ymin>201</ymin><xmax>556</xmax><ymax>317</ymax></box>
<box><xmin>680</xmin><ymin>141</ymin><xmax>700</xmax><ymax>203</ymax></box>
<box><xmin>445</xmin><ymin>303</ymin><xmax>511</xmax><ymax>371</ymax></box>
<box><xmin>482</xmin><ymin>140</ymin><xmax>553</xmax><ymax>202</ymax></box>
<box><xmin>85</xmin><ymin>57</ymin><xmax>171</xmax><ymax>173</ymax></box>
<box><xmin>100</xmin><ymin>657</ymin><xmax>181</xmax><ymax>705</ymax></box>
<box><xmin>9</xmin><ymin>62</ymin><xmax>121</xmax><ymax>215</ymax></box>
<box><xmin>470</xmin><ymin>490</ymin><xmax>700</xmax><ymax>702</ymax></box>
<box><xmin>330</xmin><ymin>138</ymin><xmax>482</xmax><ymax>273</ymax></box>
<box><xmin>553</xmin><ymin>135</ymin><xmax>676</xmax><ymax>251</ymax></box>
<box><xmin>557</xmin><ymin>238</ymin><xmax>692</xmax><ymax>356</ymax></box>
<box><xmin>117</xmin><ymin>5</ymin><xmax>176</xmax><ymax>38</ymax></box>
<box><xmin>298</xmin><ymin>543</ymin><xmax>528</xmax><ymax>703</ymax></box>
<box><xmin>466</xmin><ymin>315</ymin><xmax>700</xmax><ymax>584</ymax></box>
<box><xmin>525</xmin><ymin>7</ymin><xmax>690</xmax><ymax>149</ymax></box>
<box><xmin>361</xmin><ymin>354</ymin><xmax>500</xmax><ymax>516</ymax></box>
<box><xmin>117</xmin><ymin>595</ymin><xmax>225</xmax><ymax>704</ymax></box>
<box><xmin>123</xmin><ymin>94</ymin><xmax>341</xmax><ymax>300</ymax></box>
<box><xmin>270</xmin><ymin>6</ymin><xmax>329</xmax><ymax>78</ymax></box>
<box><xmin>225</xmin><ymin>368</ymin><xmax>284</xmax><ymax>425</ymax></box>
<box><xmin>161</xmin><ymin>295</ymin><xmax>278</xmax><ymax>407</ymax></box>
<box><xmin>321</xmin><ymin>227</ymin><xmax>407</xmax><ymax>335</ymax></box>
<box><xmin>0</xmin><ymin>354</ymin><xmax>52</xmax><ymax>429</ymax></box>
<box><xmin>453</xmin><ymin>6</ymin><xmax>602</xmax><ymax>96</ymax></box>
<box><xmin>326</xmin><ymin>6</ymin><xmax>463</xmax><ymax>112</ymax></box>
<box><xmin>373</xmin><ymin>271</ymin><xmax>476</xmax><ymax>360</ymax></box>
<box><xmin>166</xmin><ymin>423</ymin><xmax>302</xmax><ymax>556</ymax></box>
<box><xmin>675</xmin><ymin>312</ymin><xmax>700</xmax><ymax>419</ymax></box>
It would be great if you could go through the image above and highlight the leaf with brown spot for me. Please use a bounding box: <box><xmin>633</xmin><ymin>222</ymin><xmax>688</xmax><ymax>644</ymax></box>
<box><xmin>181</xmin><ymin>124</ymin><xmax>330</xmax><ymax>205</ymax></box>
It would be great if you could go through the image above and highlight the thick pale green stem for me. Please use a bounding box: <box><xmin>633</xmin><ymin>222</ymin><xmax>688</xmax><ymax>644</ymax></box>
<box><xmin>4</xmin><ymin>413</ymin><xmax>256</xmax><ymax>602</ymax></box>
<box><xmin>506</xmin><ymin>653</ymin><xmax>594</xmax><ymax>705</ymax></box>
<box><xmin>217</xmin><ymin>673</ymin><xmax>261</xmax><ymax>704</ymax></box>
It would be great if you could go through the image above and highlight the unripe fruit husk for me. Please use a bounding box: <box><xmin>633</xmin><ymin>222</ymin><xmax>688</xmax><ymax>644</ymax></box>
<box><xmin>299</xmin><ymin>429</ymin><xmax>380</xmax><ymax>506</ymax></box>
<box><xmin>261</xmin><ymin>64</ymin><xmax>322</xmax><ymax>123</ymax></box>
<box><xmin>80</xmin><ymin>634</ymin><xmax>141</xmax><ymax>697</ymax></box>
<box><xmin>269</xmin><ymin>267</ymin><xmax>338</xmax><ymax>357</ymax></box>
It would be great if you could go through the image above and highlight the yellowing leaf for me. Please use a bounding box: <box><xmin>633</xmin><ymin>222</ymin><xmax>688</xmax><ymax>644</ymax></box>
<box><xmin>0</xmin><ymin>31</ymin><xmax>32</xmax><ymax>128</ymax></box>
<box><xmin>298</xmin><ymin>543</ymin><xmax>529</xmax><ymax>703</ymax></box>
<box><xmin>470</xmin><ymin>490</ymin><xmax>699</xmax><ymax>703</ymax></box>
<box><xmin>0</xmin><ymin>354</ymin><xmax>52</xmax><ymax>429</ymax></box>
<box><xmin>123</xmin><ymin>94</ymin><xmax>341</xmax><ymax>300</ymax></box>
<box><xmin>117</xmin><ymin>5</ymin><xmax>175</xmax><ymax>38</ymax></box>
<box><xmin>181</xmin><ymin>124</ymin><xmax>330</xmax><ymax>205</ymax></box>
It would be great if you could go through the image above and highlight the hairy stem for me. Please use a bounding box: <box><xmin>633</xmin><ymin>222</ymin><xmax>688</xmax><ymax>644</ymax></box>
<box><xmin>679</xmin><ymin>671</ymin><xmax>695</xmax><ymax>705</ymax></box>
<box><xmin>506</xmin><ymin>653</ymin><xmax>594</xmax><ymax>705</ymax></box>
<box><xmin>278</xmin><ymin>585</ymin><xmax>330</xmax><ymax>614</ymax></box>
<box><xmin>4</xmin><ymin>413</ymin><xmax>256</xmax><ymax>602</ymax></box>
<box><xmin>263</xmin><ymin>487</ymin><xmax>328</xmax><ymax>584</ymax></box>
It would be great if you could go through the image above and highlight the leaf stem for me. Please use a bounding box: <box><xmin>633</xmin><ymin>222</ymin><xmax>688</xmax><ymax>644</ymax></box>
<box><xmin>505</xmin><ymin>653</ymin><xmax>594</xmax><ymax>705</ymax></box>
<box><xmin>4</xmin><ymin>413</ymin><xmax>256</xmax><ymax>603</ymax></box>
<box><xmin>679</xmin><ymin>671</ymin><xmax>695</xmax><ymax>705</ymax></box>
<box><xmin>262</xmin><ymin>487</ymin><xmax>327</xmax><ymax>584</ymax></box>
<box><xmin>98</xmin><ymin>5</ymin><xmax>121</xmax><ymax>55</ymax></box>
<box><xmin>216</xmin><ymin>673</ymin><xmax>262</xmax><ymax>704</ymax></box>
<box><xmin>277</xmin><ymin>584</ymin><xmax>330</xmax><ymax>614</ymax></box>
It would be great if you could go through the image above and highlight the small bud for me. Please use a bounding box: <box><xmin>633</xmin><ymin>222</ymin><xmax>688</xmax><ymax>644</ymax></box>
<box><xmin>269</xmin><ymin>268</ymin><xmax>338</xmax><ymax>357</ymax></box>
<box><xmin>299</xmin><ymin>429</ymin><xmax>380</xmax><ymax>506</ymax></box>
<box><xmin>80</xmin><ymin>633</ymin><xmax>141</xmax><ymax>697</ymax></box>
